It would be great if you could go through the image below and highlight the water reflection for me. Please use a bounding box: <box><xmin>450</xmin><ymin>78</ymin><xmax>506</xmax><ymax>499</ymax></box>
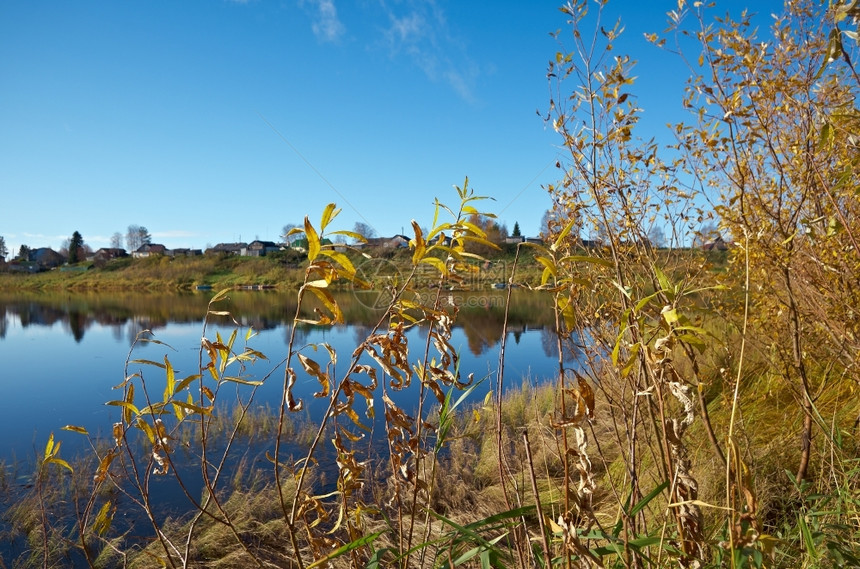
<box><xmin>0</xmin><ymin>290</ymin><xmax>558</xmax><ymax>353</ymax></box>
<box><xmin>0</xmin><ymin>289</ymin><xmax>588</xmax><ymax>470</ymax></box>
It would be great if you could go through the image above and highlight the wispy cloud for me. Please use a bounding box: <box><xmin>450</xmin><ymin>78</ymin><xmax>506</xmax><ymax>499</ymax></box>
<box><xmin>302</xmin><ymin>0</ymin><xmax>345</xmax><ymax>43</ymax></box>
<box><xmin>22</xmin><ymin>232</ymin><xmax>67</xmax><ymax>243</ymax></box>
<box><xmin>379</xmin><ymin>0</ymin><xmax>479</xmax><ymax>102</ymax></box>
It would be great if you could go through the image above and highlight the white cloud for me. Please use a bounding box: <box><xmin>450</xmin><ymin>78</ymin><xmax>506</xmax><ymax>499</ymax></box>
<box><xmin>304</xmin><ymin>0</ymin><xmax>345</xmax><ymax>43</ymax></box>
<box><xmin>22</xmin><ymin>232</ymin><xmax>67</xmax><ymax>242</ymax></box>
<box><xmin>380</xmin><ymin>1</ymin><xmax>478</xmax><ymax>102</ymax></box>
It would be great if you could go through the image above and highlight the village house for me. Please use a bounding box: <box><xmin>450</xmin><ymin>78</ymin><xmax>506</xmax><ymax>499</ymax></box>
<box><xmin>357</xmin><ymin>235</ymin><xmax>410</xmax><ymax>249</ymax></box>
<box><xmin>132</xmin><ymin>244</ymin><xmax>169</xmax><ymax>258</ymax></box>
<box><xmin>93</xmin><ymin>248</ymin><xmax>128</xmax><ymax>262</ymax></box>
<box><xmin>703</xmin><ymin>235</ymin><xmax>729</xmax><ymax>251</ymax></box>
<box><xmin>30</xmin><ymin>247</ymin><xmax>66</xmax><ymax>269</ymax></box>
<box><xmin>206</xmin><ymin>242</ymin><xmax>247</xmax><ymax>256</ymax></box>
<box><xmin>244</xmin><ymin>240</ymin><xmax>280</xmax><ymax>257</ymax></box>
<box><xmin>169</xmin><ymin>248</ymin><xmax>202</xmax><ymax>257</ymax></box>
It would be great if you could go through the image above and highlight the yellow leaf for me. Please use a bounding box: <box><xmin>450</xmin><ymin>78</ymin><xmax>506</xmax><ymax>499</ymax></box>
<box><xmin>44</xmin><ymin>433</ymin><xmax>55</xmax><ymax>459</ymax></box>
<box><xmin>320</xmin><ymin>203</ymin><xmax>340</xmax><ymax>231</ymax></box>
<box><xmin>62</xmin><ymin>425</ymin><xmax>89</xmax><ymax>435</ymax></box>
<box><xmin>46</xmin><ymin>457</ymin><xmax>73</xmax><ymax>473</ymax></box>
<box><xmin>328</xmin><ymin>229</ymin><xmax>365</xmax><ymax>243</ymax></box>
<box><xmin>306</xmin><ymin>286</ymin><xmax>343</xmax><ymax>324</ymax></box>
<box><xmin>318</xmin><ymin>249</ymin><xmax>356</xmax><ymax>278</ymax></box>
<box><xmin>410</xmin><ymin>220</ymin><xmax>426</xmax><ymax>265</ymax></box>
<box><xmin>304</xmin><ymin>216</ymin><xmax>320</xmax><ymax>261</ymax></box>
<box><xmin>462</xmin><ymin>220</ymin><xmax>487</xmax><ymax>239</ymax></box>
<box><xmin>419</xmin><ymin>256</ymin><xmax>447</xmax><ymax>276</ymax></box>
<box><xmin>171</xmin><ymin>401</ymin><xmax>213</xmax><ymax>415</ymax></box>
<box><xmin>298</xmin><ymin>353</ymin><xmax>331</xmax><ymax>398</ymax></box>
<box><xmin>163</xmin><ymin>356</ymin><xmax>175</xmax><ymax>401</ymax></box>
<box><xmin>661</xmin><ymin>305</ymin><xmax>679</xmax><ymax>326</ymax></box>
<box><xmin>124</xmin><ymin>383</ymin><xmax>135</xmax><ymax>424</ymax></box>
<box><xmin>551</xmin><ymin>218</ymin><xmax>577</xmax><ymax>252</ymax></box>
<box><xmin>535</xmin><ymin>256</ymin><xmax>557</xmax><ymax>278</ymax></box>
<box><xmin>93</xmin><ymin>500</ymin><xmax>114</xmax><ymax>536</ymax></box>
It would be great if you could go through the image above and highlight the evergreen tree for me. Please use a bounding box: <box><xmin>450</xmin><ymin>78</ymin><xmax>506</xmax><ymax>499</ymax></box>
<box><xmin>512</xmin><ymin>222</ymin><xmax>521</xmax><ymax>237</ymax></box>
<box><xmin>17</xmin><ymin>244</ymin><xmax>31</xmax><ymax>261</ymax></box>
<box><xmin>0</xmin><ymin>235</ymin><xmax>7</xmax><ymax>258</ymax></box>
<box><xmin>68</xmin><ymin>231</ymin><xmax>84</xmax><ymax>264</ymax></box>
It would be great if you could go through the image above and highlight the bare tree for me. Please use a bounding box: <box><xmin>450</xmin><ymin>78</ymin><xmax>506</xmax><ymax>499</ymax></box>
<box><xmin>647</xmin><ymin>226</ymin><xmax>666</xmax><ymax>248</ymax></box>
<box><xmin>281</xmin><ymin>224</ymin><xmax>300</xmax><ymax>246</ymax></box>
<box><xmin>126</xmin><ymin>225</ymin><xmax>152</xmax><ymax>252</ymax></box>
<box><xmin>110</xmin><ymin>232</ymin><xmax>123</xmax><ymax>249</ymax></box>
<box><xmin>353</xmin><ymin>221</ymin><xmax>376</xmax><ymax>241</ymax></box>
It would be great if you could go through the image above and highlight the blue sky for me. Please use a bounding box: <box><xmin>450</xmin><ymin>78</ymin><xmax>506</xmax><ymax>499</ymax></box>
<box><xmin>1</xmin><ymin>0</ymin><xmax>782</xmax><ymax>254</ymax></box>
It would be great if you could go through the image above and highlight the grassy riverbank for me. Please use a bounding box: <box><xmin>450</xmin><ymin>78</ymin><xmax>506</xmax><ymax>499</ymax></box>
<box><xmin>0</xmin><ymin>247</ymin><xmax>554</xmax><ymax>292</ymax></box>
<box><xmin>0</xmin><ymin>254</ymin><xmax>309</xmax><ymax>291</ymax></box>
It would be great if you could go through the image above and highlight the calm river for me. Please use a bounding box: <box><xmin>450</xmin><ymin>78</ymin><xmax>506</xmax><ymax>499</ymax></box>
<box><xmin>0</xmin><ymin>289</ymin><xmax>575</xmax><ymax>466</ymax></box>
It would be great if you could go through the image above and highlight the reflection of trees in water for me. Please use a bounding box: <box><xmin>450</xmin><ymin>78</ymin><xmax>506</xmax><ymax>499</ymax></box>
<box><xmin>0</xmin><ymin>312</ymin><xmax>6</xmax><ymax>339</ymax></box>
<box><xmin>234</xmin><ymin>316</ymin><xmax>280</xmax><ymax>333</ymax></box>
<box><xmin>540</xmin><ymin>328</ymin><xmax>582</xmax><ymax>364</ymax></box>
<box><xmin>352</xmin><ymin>323</ymin><xmax>374</xmax><ymax>347</ymax></box>
<box><xmin>461</xmin><ymin>312</ymin><xmax>505</xmax><ymax>356</ymax></box>
<box><xmin>127</xmin><ymin>318</ymin><xmax>167</xmax><ymax>347</ymax></box>
<box><xmin>111</xmin><ymin>323</ymin><xmax>125</xmax><ymax>343</ymax></box>
<box><xmin>284</xmin><ymin>323</ymin><xmax>313</xmax><ymax>348</ymax></box>
<box><xmin>66</xmin><ymin>311</ymin><xmax>87</xmax><ymax>342</ymax></box>
<box><xmin>0</xmin><ymin>290</ymin><xmax>558</xmax><ymax>354</ymax></box>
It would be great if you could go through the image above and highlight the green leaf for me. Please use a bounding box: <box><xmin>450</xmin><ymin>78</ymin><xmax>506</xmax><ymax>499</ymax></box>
<box><xmin>654</xmin><ymin>265</ymin><xmax>673</xmax><ymax>296</ymax></box>
<box><xmin>629</xmin><ymin>481</ymin><xmax>669</xmax><ymax>517</ymax></box>
<box><xmin>306</xmin><ymin>531</ymin><xmax>386</xmax><ymax>568</ymax></box>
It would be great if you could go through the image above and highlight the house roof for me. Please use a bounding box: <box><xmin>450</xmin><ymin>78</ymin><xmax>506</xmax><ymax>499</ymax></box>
<box><xmin>136</xmin><ymin>243</ymin><xmax>167</xmax><ymax>253</ymax></box>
